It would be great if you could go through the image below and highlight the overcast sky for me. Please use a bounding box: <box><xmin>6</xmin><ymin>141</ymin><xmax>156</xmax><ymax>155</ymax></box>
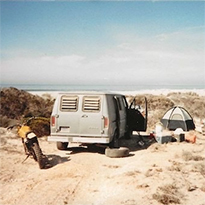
<box><xmin>1</xmin><ymin>1</ymin><xmax>205</xmax><ymax>88</ymax></box>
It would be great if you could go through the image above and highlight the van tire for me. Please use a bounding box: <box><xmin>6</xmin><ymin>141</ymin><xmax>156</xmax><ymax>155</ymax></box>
<box><xmin>105</xmin><ymin>147</ymin><xmax>129</xmax><ymax>158</ymax></box>
<box><xmin>57</xmin><ymin>142</ymin><xmax>68</xmax><ymax>150</ymax></box>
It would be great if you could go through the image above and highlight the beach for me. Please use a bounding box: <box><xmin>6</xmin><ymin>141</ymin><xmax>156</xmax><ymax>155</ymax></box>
<box><xmin>0</xmin><ymin>87</ymin><xmax>205</xmax><ymax>205</ymax></box>
<box><xmin>29</xmin><ymin>88</ymin><xmax>205</xmax><ymax>99</ymax></box>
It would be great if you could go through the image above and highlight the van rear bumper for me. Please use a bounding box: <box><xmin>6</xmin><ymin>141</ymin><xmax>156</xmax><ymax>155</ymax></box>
<box><xmin>48</xmin><ymin>135</ymin><xmax>110</xmax><ymax>144</ymax></box>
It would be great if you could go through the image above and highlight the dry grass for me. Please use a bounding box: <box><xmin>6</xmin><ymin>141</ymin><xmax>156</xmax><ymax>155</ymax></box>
<box><xmin>181</xmin><ymin>151</ymin><xmax>204</xmax><ymax>161</ymax></box>
<box><xmin>0</xmin><ymin>87</ymin><xmax>54</xmax><ymax>127</ymax></box>
<box><xmin>192</xmin><ymin>162</ymin><xmax>205</xmax><ymax>177</ymax></box>
<box><xmin>125</xmin><ymin>170</ymin><xmax>141</xmax><ymax>176</ymax></box>
<box><xmin>144</xmin><ymin>168</ymin><xmax>155</xmax><ymax>177</ymax></box>
<box><xmin>167</xmin><ymin>92</ymin><xmax>205</xmax><ymax>119</ymax></box>
<box><xmin>180</xmin><ymin>151</ymin><xmax>205</xmax><ymax>177</ymax></box>
<box><xmin>201</xmin><ymin>182</ymin><xmax>205</xmax><ymax>192</ymax></box>
<box><xmin>167</xmin><ymin>161</ymin><xmax>183</xmax><ymax>172</ymax></box>
<box><xmin>103</xmin><ymin>164</ymin><xmax>121</xmax><ymax>169</ymax></box>
<box><xmin>148</xmin><ymin>143</ymin><xmax>167</xmax><ymax>152</ymax></box>
<box><xmin>133</xmin><ymin>92</ymin><xmax>205</xmax><ymax>131</ymax></box>
<box><xmin>1</xmin><ymin>88</ymin><xmax>205</xmax><ymax>134</ymax></box>
<box><xmin>153</xmin><ymin>193</ymin><xmax>180</xmax><ymax>205</ymax></box>
<box><xmin>152</xmin><ymin>183</ymin><xmax>182</xmax><ymax>204</ymax></box>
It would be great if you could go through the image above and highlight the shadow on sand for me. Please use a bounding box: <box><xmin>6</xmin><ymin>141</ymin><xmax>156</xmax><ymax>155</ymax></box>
<box><xmin>119</xmin><ymin>134</ymin><xmax>157</xmax><ymax>152</ymax></box>
<box><xmin>64</xmin><ymin>134</ymin><xmax>156</xmax><ymax>155</ymax></box>
<box><xmin>41</xmin><ymin>134</ymin><xmax>156</xmax><ymax>169</ymax></box>
<box><xmin>67</xmin><ymin>144</ymin><xmax>106</xmax><ymax>155</ymax></box>
<box><xmin>43</xmin><ymin>154</ymin><xmax>70</xmax><ymax>169</ymax></box>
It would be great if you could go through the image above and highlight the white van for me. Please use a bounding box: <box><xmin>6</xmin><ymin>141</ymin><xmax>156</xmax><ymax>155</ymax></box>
<box><xmin>48</xmin><ymin>92</ymin><xmax>147</xmax><ymax>150</ymax></box>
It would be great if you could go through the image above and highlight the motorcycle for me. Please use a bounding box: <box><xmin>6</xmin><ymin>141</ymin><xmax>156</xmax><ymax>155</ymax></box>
<box><xmin>7</xmin><ymin>117</ymin><xmax>46</xmax><ymax>169</ymax></box>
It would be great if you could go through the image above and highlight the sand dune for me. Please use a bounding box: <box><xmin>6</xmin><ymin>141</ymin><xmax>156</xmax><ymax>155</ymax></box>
<box><xmin>0</xmin><ymin>87</ymin><xmax>205</xmax><ymax>204</ymax></box>
<box><xmin>0</xmin><ymin>127</ymin><xmax>205</xmax><ymax>205</ymax></box>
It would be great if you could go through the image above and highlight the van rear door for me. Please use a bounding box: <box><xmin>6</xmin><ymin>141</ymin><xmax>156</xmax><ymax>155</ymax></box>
<box><xmin>80</xmin><ymin>96</ymin><xmax>103</xmax><ymax>136</ymax></box>
<box><xmin>57</xmin><ymin>95</ymin><xmax>80</xmax><ymax>134</ymax></box>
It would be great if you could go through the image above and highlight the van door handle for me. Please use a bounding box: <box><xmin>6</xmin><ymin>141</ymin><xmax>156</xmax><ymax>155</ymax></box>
<box><xmin>82</xmin><ymin>114</ymin><xmax>88</xmax><ymax>118</ymax></box>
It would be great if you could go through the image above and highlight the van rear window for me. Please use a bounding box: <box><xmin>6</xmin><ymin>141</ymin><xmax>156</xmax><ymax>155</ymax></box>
<box><xmin>60</xmin><ymin>96</ymin><xmax>78</xmax><ymax>112</ymax></box>
<box><xmin>83</xmin><ymin>96</ymin><xmax>101</xmax><ymax>112</ymax></box>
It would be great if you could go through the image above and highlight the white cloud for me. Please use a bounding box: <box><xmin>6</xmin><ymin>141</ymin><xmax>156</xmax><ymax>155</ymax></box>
<box><xmin>1</xmin><ymin>54</ymin><xmax>87</xmax><ymax>84</ymax></box>
<box><xmin>41</xmin><ymin>55</ymin><xmax>86</xmax><ymax>67</ymax></box>
<box><xmin>1</xmin><ymin>27</ymin><xmax>205</xmax><ymax>86</ymax></box>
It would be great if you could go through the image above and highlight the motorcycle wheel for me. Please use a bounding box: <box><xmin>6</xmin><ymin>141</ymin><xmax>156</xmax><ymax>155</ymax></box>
<box><xmin>32</xmin><ymin>142</ymin><xmax>45</xmax><ymax>169</ymax></box>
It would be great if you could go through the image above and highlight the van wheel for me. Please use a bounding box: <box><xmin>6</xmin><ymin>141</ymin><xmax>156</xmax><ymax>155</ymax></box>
<box><xmin>105</xmin><ymin>147</ymin><xmax>130</xmax><ymax>158</ymax></box>
<box><xmin>57</xmin><ymin>142</ymin><xmax>68</xmax><ymax>150</ymax></box>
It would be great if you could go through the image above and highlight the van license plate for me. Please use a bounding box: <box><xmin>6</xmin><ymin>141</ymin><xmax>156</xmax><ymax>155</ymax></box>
<box><xmin>60</xmin><ymin>127</ymin><xmax>70</xmax><ymax>132</ymax></box>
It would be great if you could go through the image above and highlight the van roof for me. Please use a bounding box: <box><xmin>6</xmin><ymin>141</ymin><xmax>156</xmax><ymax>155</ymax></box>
<box><xmin>57</xmin><ymin>91</ymin><xmax>125</xmax><ymax>96</ymax></box>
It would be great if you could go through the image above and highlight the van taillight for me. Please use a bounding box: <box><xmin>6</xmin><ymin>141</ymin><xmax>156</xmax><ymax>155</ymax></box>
<box><xmin>104</xmin><ymin>117</ymin><xmax>109</xmax><ymax>128</ymax></box>
<box><xmin>51</xmin><ymin>116</ymin><xmax>55</xmax><ymax>127</ymax></box>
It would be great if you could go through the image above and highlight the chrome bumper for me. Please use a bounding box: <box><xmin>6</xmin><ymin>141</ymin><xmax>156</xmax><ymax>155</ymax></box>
<box><xmin>47</xmin><ymin>135</ymin><xmax>110</xmax><ymax>144</ymax></box>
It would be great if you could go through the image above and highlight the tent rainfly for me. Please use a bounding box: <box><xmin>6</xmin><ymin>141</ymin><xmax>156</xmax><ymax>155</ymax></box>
<box><xmin>161</xmin><ymin>106</ymin><xmax>195</xmax><ymax>131</ymax></box>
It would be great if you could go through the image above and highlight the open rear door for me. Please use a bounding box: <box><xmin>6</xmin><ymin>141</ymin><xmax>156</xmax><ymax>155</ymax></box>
<box><xmin>127</xmin><ymin>97</ymin><xmax>148</xmax><ymax>132</ymax></box>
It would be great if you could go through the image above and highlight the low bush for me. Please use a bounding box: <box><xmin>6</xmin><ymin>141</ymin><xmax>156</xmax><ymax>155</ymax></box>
<box><xmin>1</xmin><ymin>88</ymin><xmax>205</xmax><ymax>134</ymax></box>
<box><xmin>182</xmin><ymin>151</ymin><xmax>204</xmax><ymax>161</ymax></box>
<box><xmin>153</xmin><ymin>183</ymin><xmax>182</xmax><ymax>204</ymax></box>
<box><xmin>153</xmin><ymin>193</ymin><xmax>180</xmax><ymax>205</ymax></box>
<box><xmin>0</xmin><ymin>87</ymin><xmax>54</xmax><ymax>121</ymax></box>
<box><xmin>0</xmin><ymin>87</ymin><xmax>54</xmax><ymax>136</ymax></box>
<box><xmin>25</xmin><ymin>117</ymin><xmax>50</xmax><ymax>137</ymax></box>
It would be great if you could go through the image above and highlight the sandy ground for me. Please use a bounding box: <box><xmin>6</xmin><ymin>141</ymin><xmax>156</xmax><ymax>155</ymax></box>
<box><xmin>0</xmin><ymin>127</ymin><xmax>205</xmax><ymax>205</ymax></box>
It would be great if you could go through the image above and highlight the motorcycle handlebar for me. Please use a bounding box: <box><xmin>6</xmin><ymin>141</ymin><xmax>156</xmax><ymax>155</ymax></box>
<box><xmin>7</xmin><ymin>116</ymin><xmax>37</xmax><ymax>130</ymax></box>
<box><xmin>23</xmin><ymin>117</ymin><xmax>35</xmax><ymax>126</ymax></box>
<box><xmin>7</xmin><ymin>124</ymin><xmax>21</xmax><ymax>130</ymax></box>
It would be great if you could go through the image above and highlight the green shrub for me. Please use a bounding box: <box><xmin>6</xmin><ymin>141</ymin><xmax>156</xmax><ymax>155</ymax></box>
<box><xmin>25</xmin><ymin>117</ymin><xmax>50</xmax><ymax>137</ymax></box>
<box><xmin>0</xmin><ymin>87</ymin><xmax>54</xmax><ymax>128</ymax></box>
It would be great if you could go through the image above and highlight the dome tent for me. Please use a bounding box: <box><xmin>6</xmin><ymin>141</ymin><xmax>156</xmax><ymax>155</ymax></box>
<box><xmin>161</xmin><ymin>106</ymin><xmax>195</xmax><ymax>131</ymax></box>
